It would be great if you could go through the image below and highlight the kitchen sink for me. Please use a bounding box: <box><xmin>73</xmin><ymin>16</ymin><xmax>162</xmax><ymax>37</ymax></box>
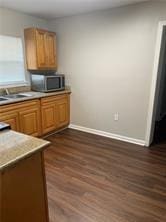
<box><xmin>3</xmin><ymin>94</ymin><xmax>30</xmax><ymax>99</ymax></box>
<box><xmin>0</xmin><ymin>97</ymin><xmax>8</xmax><ymax>101</ymax></box>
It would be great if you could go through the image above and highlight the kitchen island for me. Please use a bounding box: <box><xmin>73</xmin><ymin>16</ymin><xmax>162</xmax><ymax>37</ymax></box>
<box><xmin>0</xmin><ymin>129</ymin><xmax>50</xmax><ymax>222</ymax></box>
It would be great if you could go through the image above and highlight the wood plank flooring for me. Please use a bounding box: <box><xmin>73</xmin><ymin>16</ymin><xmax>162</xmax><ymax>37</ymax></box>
<box><xmin>44</xmin><ymin>129</ymin><xmax>166</xmax><ymax>222</ymax></box>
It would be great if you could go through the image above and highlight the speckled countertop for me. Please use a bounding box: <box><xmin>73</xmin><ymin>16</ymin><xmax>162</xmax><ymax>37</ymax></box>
<box><xmin>0</xmin><ymin>130</ymin><xmax>50</xmax><ymax>171</ymax></box>
<box><xmin>0</xmin><ymin>87</ymin><xmax>71</xmax><ymax>106</ymax></box>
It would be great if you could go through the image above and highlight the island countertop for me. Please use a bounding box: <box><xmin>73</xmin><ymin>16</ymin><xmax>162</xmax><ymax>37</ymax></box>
<box><xmin>0</xmin><ymin>130</ymin><xmax>50</xmax><ymax>171</ymax></box>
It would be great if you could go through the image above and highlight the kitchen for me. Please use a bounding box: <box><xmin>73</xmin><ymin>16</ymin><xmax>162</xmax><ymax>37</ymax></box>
<box><xmin>0</xmin><ymin>1</ymin><xmax>166</xmax><ymax>222</ymax></box>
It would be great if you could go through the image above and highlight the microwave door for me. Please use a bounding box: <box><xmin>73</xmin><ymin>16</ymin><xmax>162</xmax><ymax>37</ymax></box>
<box><xmin>47</xmin><ymin>77</ymin><xmax>61</xmax><ymax>91</ymax></box>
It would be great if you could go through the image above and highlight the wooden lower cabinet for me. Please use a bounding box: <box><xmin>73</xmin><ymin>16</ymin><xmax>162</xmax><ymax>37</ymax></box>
<box><xmin>0</xmin><ymin>112</ymin><xmax>20</xmax><ymax>131</ymax></box>
<box><xmin>19</xmin><ymin>107</ymin><xmax>41</xmax><ymax>137</ymax></box>
<box><xmin>0</xmin><ymin>100</ymin><xmax>41</xmax><ymax>137</ymax></box>
<box><xmin>41</xmin><ymin>104</ymin><xmax>58</xmax><ymax>134</ymax></box>
<box><xmin>57</xmin><ymin>96</ymin><xmax>69</xmax><ymax>128</ymax></box>
<box><xmin>0</xmin><ymin>93</ymin><xmax>70</xmax><ymax>136</ymax></box>
<box><xmin>41</xmin><ymin>94</ymin><xmax>70</xmax><ymax>135</ymax></box>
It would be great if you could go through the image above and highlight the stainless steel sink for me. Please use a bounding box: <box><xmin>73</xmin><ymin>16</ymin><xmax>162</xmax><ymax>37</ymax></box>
<box><xmin>3</xmin><ymin>94</ymin><xmax>29</xmax><ymax>99</ymax></box>
<box><xmin>0</xmin><ymin>97</ymin><xmax>8</xmax><ymax>101</ymax></box>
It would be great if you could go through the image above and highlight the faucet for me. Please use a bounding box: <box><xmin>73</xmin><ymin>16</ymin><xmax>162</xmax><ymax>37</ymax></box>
<box><xmin>5</xmin><ymin>88</ymin><xmax>10</xmax><ymax>95</ymax></box>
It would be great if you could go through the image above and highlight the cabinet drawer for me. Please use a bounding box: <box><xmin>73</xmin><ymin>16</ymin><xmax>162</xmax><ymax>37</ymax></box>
<box><xmin>0</xmin><ymin>100</ymin><xmax>40</xmax><ymax>113</ymax></box>
<box><xmin>41</xmin><ymin>94</ymin><xmax>68</xmax><ymax>106</ymax></box>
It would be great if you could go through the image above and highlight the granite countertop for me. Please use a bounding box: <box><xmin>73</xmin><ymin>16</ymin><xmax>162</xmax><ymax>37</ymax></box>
<box><xmin>0</xmin><ymin>87</ymin><xmax>71</xmax><ymax>106</ymax></box>
<box><xmin>0</xmin><ymin>130</ymin><xmax>50</xmax><ymax>171</ymax></box>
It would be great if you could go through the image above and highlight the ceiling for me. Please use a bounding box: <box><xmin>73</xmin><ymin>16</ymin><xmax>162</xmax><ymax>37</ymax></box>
<box><xmin>0</xmin><ymin>0</ymin><xmax>152</xmax><ymax>20</ymax></box>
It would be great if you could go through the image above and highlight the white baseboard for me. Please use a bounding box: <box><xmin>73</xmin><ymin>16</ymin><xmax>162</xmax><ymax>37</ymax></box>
<box><xmin>69</xmin><ymin>124</ymin><xmax>145</xmax><ymax>146</ymax></box>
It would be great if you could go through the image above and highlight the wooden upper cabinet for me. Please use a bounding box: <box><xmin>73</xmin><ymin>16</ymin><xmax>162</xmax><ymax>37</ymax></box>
<box><xmin>24</xmin><ymin>28</ymin><xmax>57</xmax><ymax>71</ymax></box>
<box><xmin>36</xmin><ymin>29</ymin><xmax>47</xmax><ymax>68</ymax></box>
<box><xmin>46</xmin><ymin>32</ymin><xmax>57</xmax><ymax>68</ymax></box>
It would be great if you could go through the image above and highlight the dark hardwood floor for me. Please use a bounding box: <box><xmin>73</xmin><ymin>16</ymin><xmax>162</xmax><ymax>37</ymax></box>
<box><xmin>44</xmin><ymin>129</ymin><xmax>166</xmax><ymax>222</ymax></box>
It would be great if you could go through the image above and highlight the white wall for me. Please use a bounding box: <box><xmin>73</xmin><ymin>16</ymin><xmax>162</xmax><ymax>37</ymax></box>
<box><xmin>0</xmin><ymin>7</ymin><xmax>48</xmax><ymax>83</ymax></box>
<box><xmin>48</xmin><ymin>1</ymin><xmax>166</xmax><ymax>141</ymax></box>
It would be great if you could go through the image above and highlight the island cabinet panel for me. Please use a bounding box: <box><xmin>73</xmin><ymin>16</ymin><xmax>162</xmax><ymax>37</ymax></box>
<box><xmin>0</xmin><ymin>112</ymin><xmax>20</xmax><ymax>131</ymax></box>
<box><xmin>0</xmin><ymin>152</ymin><xmax>49</xmax><ymax>222</ymax></box>
<box><xmin>41</xmin><ymin>94</ymin><xmax>70</xmax><ymax>135</ymax></box>
<box><xmin>0</xmin><ymin>173</ymin><xmax>2</xmax><ymax>222</ymax></box>
<box><xmin>24</xmin><ymin>28</ymin><xmax>57</xmax><ymax>70</ymax></box>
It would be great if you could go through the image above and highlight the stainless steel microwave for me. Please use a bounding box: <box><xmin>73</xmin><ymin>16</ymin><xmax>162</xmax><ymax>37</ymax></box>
<box><xmin>31</xmin><ymin>74</ymin><xmax>65</xmax><ymax>92</ymax></box>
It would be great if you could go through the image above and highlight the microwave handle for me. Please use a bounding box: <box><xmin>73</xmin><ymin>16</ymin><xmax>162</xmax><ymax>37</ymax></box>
<box><xmin>61</xmin><ymin>76</ymin><xmax>65</xmax><ymax>88</ymax></box>
<box><xmin>44</xmin><ymin>76</ymin><xmax>48</xmax><ymax>91</ymax></box>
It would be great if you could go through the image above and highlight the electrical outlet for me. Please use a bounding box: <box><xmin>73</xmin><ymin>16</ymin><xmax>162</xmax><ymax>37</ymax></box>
<box><xmin>114</xmin><ymin>113</ymin><xmax>119</xmax><ymax>121</ymax></box>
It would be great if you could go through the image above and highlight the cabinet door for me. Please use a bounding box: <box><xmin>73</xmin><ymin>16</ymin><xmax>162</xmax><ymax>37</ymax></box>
<box><xmin>1</xmin><ymin>152</ymin><xmax>49</xmax><ymax>222</ymax></box>
<box><xmin>46</xmin><ymin>32</ymin><xmax>56</xmax><ymax>69</ymax></box>
<box><xmin>36</xmin><ymin>29</ymin><xmax>47</xmax><ymax>68</ymax></box>
<box><xmin>56</xmin><ymin>96</ymin><xmax>69</xmax><ymax>128</ymax></box>
<box><xmin>19</xmin><ymin>108</ymin><xmax>41</xmax><ymax>137</ymax></box>
<box><xmin>24</xmin><ymin>28</ymin><xmax>57</xmax><ymax>70</ymax></box>
<box><xmin>41</xmin><ymin>104</ymin><xmax>58</xmax><ymax>134</ymax></box>
<box><xmin>0</xmin><ymin>112</ymin><xmax>19</xmax><ymax>131</ymax></box>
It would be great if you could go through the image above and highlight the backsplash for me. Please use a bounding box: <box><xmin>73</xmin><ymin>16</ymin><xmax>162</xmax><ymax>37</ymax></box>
<box><xmin>0</xmin><ymin>86</ymin><xmax>31</xmax><ymax>96</ymax></box>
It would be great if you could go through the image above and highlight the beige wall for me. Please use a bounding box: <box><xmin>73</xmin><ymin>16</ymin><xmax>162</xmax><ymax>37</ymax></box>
<box><xmin>48</xmin><ymin>1</ymin><xmax>166</xmax><ymax>141</ymax></box>
<box><xmin>0</xmin><ymin>7</ymin><xmax>48</xmax><ymax>82</ymax></box>
<box><xmin>1</xmin><ymin>2</ymin><xmax>166</xmax><ymax>141</ymax></box>
<box><xmin>0</xmin><ymin>7</ymin><xmax>48</xmax><ymax>36</ymax></box>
